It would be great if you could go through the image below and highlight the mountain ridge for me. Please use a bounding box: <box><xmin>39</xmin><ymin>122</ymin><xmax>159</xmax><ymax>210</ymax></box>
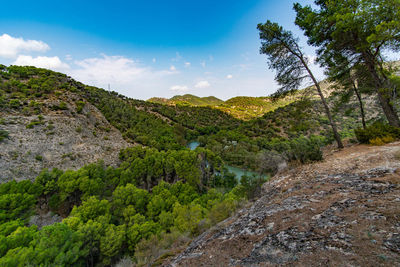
<box><xmin>148</xmin><ymin>93</ymin><xmax>301</xmax><ymax>120</ymax></box>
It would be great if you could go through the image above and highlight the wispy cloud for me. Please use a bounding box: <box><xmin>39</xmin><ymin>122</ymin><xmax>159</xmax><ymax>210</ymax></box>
<box><xmin>71</xmin><ymin>54</ymin><xmax>178</xmax><ymax>86</ymax></box>
<box><xmin>13</xmin><ymin>55</ymin><xmax>70</xmax><ymax>70</ymax></box>
<box><xmin>0</xmin><ymin>34</ymin><xmax>49</xmax><ymax>58</ymax></box>
<box><xmin>195</xmin><ymin>80</ymin><xmax>210</xmax><ymax>89</ymax></box>
<box><xmin>170</xmin><ymin>85</ymin><xmax>189</xmax><ymax>92</ymax></box>
<box><xmin>226</xmin><ymin>74</ymin><xmax>233</xmax><ymax>79</ymax></box>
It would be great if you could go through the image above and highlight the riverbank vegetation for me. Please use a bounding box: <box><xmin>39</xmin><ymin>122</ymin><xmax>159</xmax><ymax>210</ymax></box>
<box><xmin>0</xmin><ymin>145</ymin><xmax>265</xmax><ymax>266</ymax></box>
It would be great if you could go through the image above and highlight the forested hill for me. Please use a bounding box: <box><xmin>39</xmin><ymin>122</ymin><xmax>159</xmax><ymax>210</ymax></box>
<box><xmin>0</xmin><ymin>64</ymin><xmax>389</xmax><ymax>179</ymax></box>
<box><xmin>148</xmin><ymin>93</ymin><xmax>301</xmax><ymax>120</ymax></box>
<box><xmin>0</xmin><ymin>65</ymin><xmax>240</xmax><ymax>149</ymax></box>
<box><xmin>148</xmin><ymin>94</ymin><xmax>224</xmax><ymax>106</ymax></box>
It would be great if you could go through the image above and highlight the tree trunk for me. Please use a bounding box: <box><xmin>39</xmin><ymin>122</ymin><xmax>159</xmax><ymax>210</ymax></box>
<box><xmin>302</xmin><ymin>61</ymin><xmax>344</xmax><ymax>149</ymax></box>
<box><xmin>314</xmin><ymin>83</ymin><xmax>344</xmax><ymax>148</ymax></box>
<box><xmin>376</xmin><ymin>89</ymin><xmax>400</xmax><ymax>127</ymax></box>
<box><xmin>352</xmin><ymin>80</ymin><xmax>366</xmax><ymax>129</ymax></box>
<box><xmin>363</xmin><ymin>52</ymin><xmax>400</xmax><ymax>127</ymax></box>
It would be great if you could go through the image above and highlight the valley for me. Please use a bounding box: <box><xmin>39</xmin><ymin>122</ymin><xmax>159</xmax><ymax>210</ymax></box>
<box><xmin>0</xmin><ymin>0</ymin><xmax>400</xmax><ymax>266</ymax></box>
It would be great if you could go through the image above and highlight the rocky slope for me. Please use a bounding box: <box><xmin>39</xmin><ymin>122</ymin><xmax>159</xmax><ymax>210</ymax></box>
<box><xmin>166</xmin><ymin>142</ymin><xmax>400</xmax><ymax>266</ymax></box>
<box><xmin>0</xmin><ymin>91</ymin><xmax>129</xmax><ymax>182</ymax></box>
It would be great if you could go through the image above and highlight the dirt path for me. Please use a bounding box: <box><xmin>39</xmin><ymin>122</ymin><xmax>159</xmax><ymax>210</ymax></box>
<box><xmin>167</xmin><ymin>142</ymin><xmax>400</xmax><ymax>266</ymax></box>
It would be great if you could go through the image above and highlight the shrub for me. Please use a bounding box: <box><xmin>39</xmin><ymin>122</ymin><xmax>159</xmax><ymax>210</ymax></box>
<box><xmin>8</xmin><ymin>99</ymin><xmax>21</xmax><ymax>109</ymax></box>
<box><xmin>51</xmin><ymin>102</ymin><xmax>68</xmax><ymax>111</ymax></box>
<box><xmin>0</xmin><ymin>129</ymin><xmax>8</xmax><ymax>142</ymax></box>
<box><xmin>76</xmin><ymin>101</ymin><xmax>85</xmax><ymax>113</ymax></box>
<box><xmin>355</xmin><ymin>122</ymin><xmax>400</xmax><ymax>144</ymax></box>
<box><xmin>239</xmin><ymin>175</ymin><xmax>267</xmax><ymax>200</ymax></box>
<box><xmin>288</xmin><ymin>136</ymin><xmax>324</xmax><ymax>163</ymax></box>
<box><xmin>49</xmin><ymin>194</ymin><xmax>62</xmax><ymax>210</ymax></box>
<box><xmin>26</xmin><ymin>120</ymin><xmax>43</xmax><ymax>129</ymax></box>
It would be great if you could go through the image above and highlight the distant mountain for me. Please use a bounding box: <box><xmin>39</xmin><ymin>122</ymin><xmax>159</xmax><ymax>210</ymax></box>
<box><xmin>217</xmin><ymin>95</ymin><xmax>300</xmax><ymax>120</ymax></box>
<box><xmin>148</xmin><ymin>94</ymin><xmax>224</xmax><ymax>107</ymax></box>
<box><xmin>148</xmin><ymin>94</ymin><xmax>301</xmax><ymax>120</ymax></box>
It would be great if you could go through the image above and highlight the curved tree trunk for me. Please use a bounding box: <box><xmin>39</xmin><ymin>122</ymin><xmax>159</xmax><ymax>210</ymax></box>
<box><xmin>363</xmin><ymin>52</ymin><xmax>400</xmax><ymax>127</ymax></box>
<box><xmin>376</xmin><ymin>89</ymin><xmax>400</xmax><ymax>127</ymax></box>
<box><xmin>352</xmin><ymin>80</ymin><xmax>366</xmax><ymax>129</ymax></box>
<box><xmin>302</xmin><ymin>61</ymin><xmax>344</xmax><ymax>149</ymax></box>
<box><xmin>314</xmin><ymin>83</ymin><xmax>344</xmax><ymax>149</ymax></box>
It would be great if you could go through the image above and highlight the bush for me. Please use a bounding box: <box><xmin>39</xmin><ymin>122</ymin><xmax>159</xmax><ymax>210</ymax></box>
<box><xmin>76</xmin><ymin>101</ymin><xmax>85</xmax><ymax>113</ymax></box>
<box><xmin>51</xmin><ymin>102</ymin><xmax>68</xmax><ymax>111</ymax></box>
<box><xmin>355</xmin><ymin>122</ymin><xmax>400</xmax><ymax>144</ymax></box>
<box><xmin>264</xmin><ymin>136</ymin><xmax>324</xmax><ymax>164</ymax></box>
<box><xmin>8</xmin><ymin>99</ymin><xmax>21</xmax><ymax>109</ymax></box>
<box><xmin>239</xmin><ymin>175</ymin><xmax>267</xmax><ymax>200</ymax></box>
<box><xmin>0</xmin><ymin>130</ymin><xmax>8</xmax><ymax>142</ymax></box>
<box><xmin>288</xmin><ymin>136</ymin><xmax>324</xmax><ymax>163</ymax></box>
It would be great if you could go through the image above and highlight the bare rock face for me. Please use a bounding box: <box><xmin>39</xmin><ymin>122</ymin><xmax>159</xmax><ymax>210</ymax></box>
<box><xmin>166</xmin><ymin>142</ymin><xmax>400</xmax><ymax>266</ymax></box>
<box><xmin>28</xmin><ymin>211</ymin><xmax>62</xmax><ymax>229</ymax></box>
<box><xmin>0</xmin><ymin>94</ymin><xmax>129</xmax><ymax>182</ymax></box>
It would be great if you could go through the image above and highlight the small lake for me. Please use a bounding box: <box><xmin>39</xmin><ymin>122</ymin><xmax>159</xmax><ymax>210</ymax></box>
<box><xmin>187</xmin><ymin>141</ymin><xmax>200</xmax><ymax>150</ymax></box>
<box><xmin>187</xmin><ymin>141</ymin><xmax>267</xmax><ymax>181</ymax></box>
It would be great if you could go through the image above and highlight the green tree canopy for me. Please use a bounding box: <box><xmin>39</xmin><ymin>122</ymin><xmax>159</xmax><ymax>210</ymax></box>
<box><xmin>294</xmin><ymin>0</ymin><xmax>400</xmax><ymax>126</ymax></box>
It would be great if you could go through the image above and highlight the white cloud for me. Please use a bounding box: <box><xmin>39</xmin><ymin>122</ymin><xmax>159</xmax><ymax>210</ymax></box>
<box><xmin>65</xmin><ymin>54</ymin><xmax>73</xmax><ymax>61</ymax></box>
<box><xmin>13</xmin><ymin>55</ymin><xmax>70</xmax><ymax>70</ymax></box>
<box><xmin>0</xmin><ymin>34</ymin><xmax>50</xmax><ymax>58</ymax></box>
<box><xmin>69</xmin><ymin>54</ymin><xmax>179</xmax><ymax>99</ymax></box>
<box><xmin>195</xmin><ymin>80</ymin><xmax>210</xmax><ymax>89</ymax></box>
<box><xmin>152</xmin><ymin>58</ymin><xmax>156</xmax><ymax>63</ymax></box>
<box><xmin>184</xmin><ymin>62</ymin><xmax>191</xmax><ymax>68</ymax></box>
<box><xmin>170</xmin><ymin>85</ymin><xmax>189</xmax><ymax>92</ymax></box>
<box><xmin>170</xmin><ymin>65</ymin><xmax>176</xmax><ymax>71</ymax></box>
<box><xmin>226</xmin><ymin>74</ymin><xmax>233</xmax><ymax>79</ymax></box>
<box><xmin>72</xmin><ymin>55</ymin><xmax>152</xmax><ymax>86</ymax></box>
<box><xmin>200</xmin><ymin>61</ymin><xmax>206</xmax><ymax>68</ymax></box>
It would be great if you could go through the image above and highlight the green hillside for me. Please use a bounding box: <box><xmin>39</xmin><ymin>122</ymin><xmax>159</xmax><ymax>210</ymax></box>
<box><xmin>148</xmin><ymin>94</ymin><xmax>223</xmax><ymax>107</ymax></box>
<box><xmin>216</xmin><ymin>94</ymin><xmax>300</xmax><ymax>120</ymax></box>
<box><xmin>148</xmin><ymin>93</ymin><xmax>301</xmax><ymax>120</ymax></box>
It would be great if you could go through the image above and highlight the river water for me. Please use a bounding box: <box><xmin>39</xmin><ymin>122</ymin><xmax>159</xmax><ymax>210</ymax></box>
<box><xmin>187</xmin><ymin>141</ymin><xmax>267</xmax><ymax>180</ymax></box>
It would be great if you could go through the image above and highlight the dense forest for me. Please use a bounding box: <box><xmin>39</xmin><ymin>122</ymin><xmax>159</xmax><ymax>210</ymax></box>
<box><xmin>1</xmin><ymin>0</ymin><xmax>400</xmax><ymax>265</ymax></box>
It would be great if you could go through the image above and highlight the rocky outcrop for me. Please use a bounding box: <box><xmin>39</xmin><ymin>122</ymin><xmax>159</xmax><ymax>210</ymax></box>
<box><xmin>0</xmin><ymin>93</ymin><xmax>129</xmax><ymax>182</ymax></box>
<box><xmin>166</xmin><ymin>142</ymin><xmax>400</xmax><ymax>266</ymax></box>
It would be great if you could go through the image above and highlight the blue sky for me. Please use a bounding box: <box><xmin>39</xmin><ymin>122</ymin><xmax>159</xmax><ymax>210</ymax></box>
<box><xmin>0</xmin><ymin>0</ymin><xmax>321</xmax><ymax>100</ymax></box>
